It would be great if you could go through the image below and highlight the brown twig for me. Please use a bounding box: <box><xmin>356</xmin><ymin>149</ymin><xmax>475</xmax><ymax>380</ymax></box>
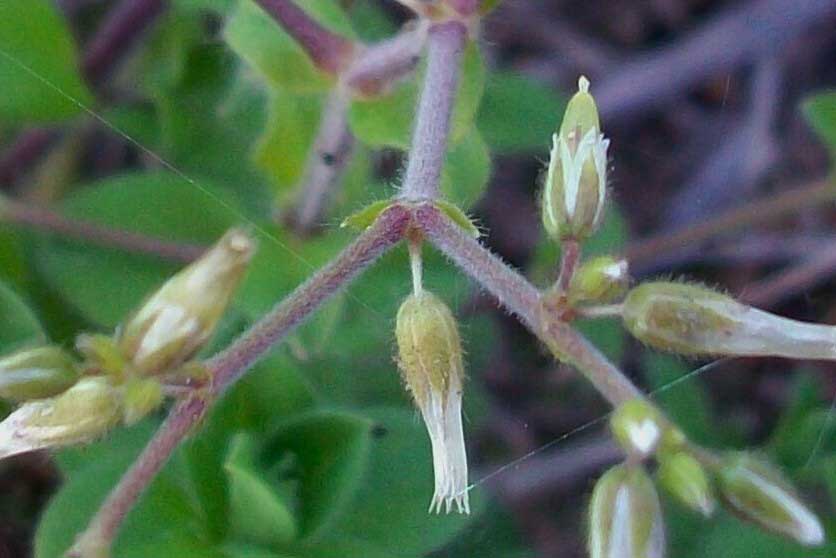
<box><xmin>739</xmin><ymin>247</ymin><xmax>836</xmax><ymax>307</ymax></box>
<box><xmin>255</xmin><ymin>0</ymin><xmax>355</xmax><ymax>75</ymax></box>
<box><xmin>0</xmin><ymin>198</ymin><xmax>205</xmax><ymax>263</ymax></box>
<box><xmin>626</xmin><ymin>178</ymin><xmax>834</xmax><ymax>271</ymax></box>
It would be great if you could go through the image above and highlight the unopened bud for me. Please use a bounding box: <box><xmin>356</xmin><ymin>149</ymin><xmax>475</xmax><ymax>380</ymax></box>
<box><xmin>716</xmin><ymin>452</ymin><xmax>824</xmax><ymax>546</ymax></box>
<box><xmin>0</xmin><ymin>377</ymin><xmax>122</xmax><ymax>460</ymax></box>
<box><xmin>0</xmin><ymin>346</ymin><xmax>79</xmax><ymax>402</ymax></box>
<box><xmin>570</xmin><ymin>256</ymin><xmax>629</xmax><ymax>305</ymax></box>
<box><xmin>623</xmin><ymin>281</ymin><xmax>836</xmax><ymax>359</ymax></box>
<box><xmin>589</xmin><ymin>464</ymin><xmax>666</xmax><ymax>558</ymax></box>
<box><xmin>122</xmin><ymin>377</ymin><xmax>164</xmax><ymax>426</ymax></box>
<box><xmin>396</xmin><ymin>291</ymin><xmax>469</xmax><ymax>514</ymax></box>
<box><xmin>542</xmin><ymin>76</ymin><xmax>609</xmax><ymax>241</ymax></box>
<box><xmin>610</xmin><ymin>399</ymin><xmax>665</xmax><ymax>459</ymax></box>
<box><xmin>657</xmin><ymin>452</ymin><xmax>715</xmax><ymax>517</ymax></box>
<box><xmin>118</xmin><ymin>229</ymin><xmax>255</xmax><ymax>375</ymax></box>
<box><xmin>76</xmin><ymin>334</ymin><xmax>127</xmax><ymax>378</ymax></box>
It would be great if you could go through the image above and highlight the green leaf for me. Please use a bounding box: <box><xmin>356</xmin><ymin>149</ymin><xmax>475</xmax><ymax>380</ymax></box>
<box><xmin>33</xmin><ymin>172</ymin><xmax>239</xmax><ymax>328</ymax></box>
<box><xmin>254</xmin><ymin>91</ymin><xmax>323</xmax><ymax>194</ymax></box>
<box><xmin>36</xmin><ymin>423</ymin><xmax>206</xmax><ymax>558</ymax></box>
<box><xmin>441</xmin><ymin>127</ymin><xmax>492</xmax><ymax>209</ymax></box>
<box><xmin>262</xmin><ymin>410</ymin><xmax>373</xmax><ymax>537</ymax></box>
<box><xmin>225</xmin><ymin>434</ymin><xmax>299</xmax><ymax>546</ymax></box>
<box><xmin>477</xmin><ymin>72</ymin><xmax>564</xmax><ymax>153</ymax></box>
<box><xmin>803</xmin><ymin>91</ymin><xmax>836</xmax><ymax>154</ymax></box>
<box><xmin>480</xmin><ymin>0</ymin><xmax>504</xmax><ymax>14</ymax></box>
<box><xmin>0</xmin><ymin>280</ymin><xmax>45</xmax><ymax>353</ymax></box>
<box><xmin>0</xmin><ymin>0</ymin><xmax>93</xmax><ymax>124</ymax></box>
<box><xmin>642</xmin><ymin>352</ymin><xmax>719</xmax><ymax>446</ymax></box>
<box><xmin>327</xmin><ymin>407</ymin><xmax>479</xmax><ymax>555</ymax></box>
<box><xmin>348</xmin><ymin>40</ymin><xmax>486</xmax><ymax>150</ymax></box>
<box><xmin>224</xmin><ymin>0</ymin><xmax>354</xmax><ymax>93</ymax></box>
<box><xmin>0</xmin><ymin>223</ymin><xmax>29</xmax><ymax>290</ymax></box>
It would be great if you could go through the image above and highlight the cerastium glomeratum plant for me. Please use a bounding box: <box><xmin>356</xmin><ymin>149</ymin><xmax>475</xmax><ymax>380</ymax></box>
<box><xmin>0</xmin><ymin>1</ymin><xmax>829</xmax><ymax>557</ymax></box>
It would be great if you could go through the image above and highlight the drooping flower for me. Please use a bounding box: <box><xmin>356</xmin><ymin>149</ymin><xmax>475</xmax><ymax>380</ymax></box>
<box><xmin>395</xmin><ymin>290</ymin><xmax>470</xmax><ymax>514</ymax></box>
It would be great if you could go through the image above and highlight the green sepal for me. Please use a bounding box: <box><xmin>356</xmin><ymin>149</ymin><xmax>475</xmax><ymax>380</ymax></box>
<box><xmin>340</xmin><ymin>200</ymin><xmax>394</xmax><ymax>231</ymax></box>
<box><xmin>435</xmin><ymin>200</ymin><xmax>480</xmax><ymax>238</ymax></box>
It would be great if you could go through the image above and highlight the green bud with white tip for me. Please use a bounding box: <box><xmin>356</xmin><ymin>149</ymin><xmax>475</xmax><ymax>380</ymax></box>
<box><xmin>542</xmin><ymin>76</ymin><xmax>609</xmax><ymax>241</ymax></box>
<box><xmin>609</xmin><ymin>399</ymin><xmax>665</xmax><ymax>459</ymax></box>
<box><xmin>589</xmin><ymin>464</ymin><xmax>666</xmax><ymax>558</ymax></box>
<box><xmin>716</xmin><ymin>452</ymin><xmax>824</xmax><ymax>546</ymax></box>
<box><xmin>657</xmin><ymin>452</ymin><xmax>715</xmax><ymax>517</ymax></box>
<box><xmin>569</xmin><ymin>256</ymin><xmax>629</xmax><ymax>305</ymax></box>
<box><xmin>0</xmin><ymin>346</ymin><xmax>79</xmax><ymax>402</ymax></box>
<box><xmin>623</xmin><ymin>281</ymin><xmax>836</xmax><ymax>359</ymax></box>
<box><xmin>118</xmin><ymin>228</ymin><xmax>255</xmax><ymax>376</ymax></box>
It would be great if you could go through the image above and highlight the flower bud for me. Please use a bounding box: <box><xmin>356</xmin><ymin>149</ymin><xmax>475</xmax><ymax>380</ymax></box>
<box><xmin>589</xmin><ymin>464</ymin><xmax>666</xmax><ymax>558</ymax></box>
<box><xmin>118</xmin><ymin>228</ymin><xmax>255</xmax><ymax>375</ymax></box>
<box><xmin>396</xmin><ymin>291</ymin><xmax>469</xmax><ymax>514</ymax></box>
<box><xmin>609</xmin><ymin>399</ymin><xmax>665</xmax><ymax>459</ymax></box>
<box><xmin>542</xmin><ymin>76</ymin><xmax>609</xmax><ymax>241</ymax></box>
<box><xmin>122</xmin><ymin>377</ymin><xmax>164</xmax><ymax>426</ymax></box>
<box><xmin>0</xmin><ymin>346</ymin><xmax>79</xmax><ymax>402</ymax></box>
<box><xmin>716</xmin><ymin>452</ymin><xmax>824</xmax><ymax>546</ymax></box>
<box><xmin>76</xmin><ymin>334</ymin><xmax>127</xmax><ymax>379</ymax></box>
<box><xmin>0</xmin><ymin>377</ymin><xmax>122</xmax><ymax>460</ymax></box>
<box><xmin>622</xmin><ymin>281</ymin><xmax>836</xmax><ymax>359</ymax></box>
<box><xmin>569</xmin><ymin>256</ymin><xmax>629</xmax><ymax>306</ymax></box>
<box><xmin>657</xmin><ymin>452</ymin><xmax>715</xmax><ymax>517</ymax></box>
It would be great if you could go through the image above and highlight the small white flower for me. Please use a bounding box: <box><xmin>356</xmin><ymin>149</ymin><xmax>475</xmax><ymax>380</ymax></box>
<box><xmin>419</xmin><ymin>376</ymin><xmax>470</xmax><ymax>514</ymax></box>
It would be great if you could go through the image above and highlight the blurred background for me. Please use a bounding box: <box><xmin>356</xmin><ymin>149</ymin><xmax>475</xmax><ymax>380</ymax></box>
<box><xmin>0</xmin><ymin>1</ymin><xmax>835</xmax><ymax>557</ymax></box>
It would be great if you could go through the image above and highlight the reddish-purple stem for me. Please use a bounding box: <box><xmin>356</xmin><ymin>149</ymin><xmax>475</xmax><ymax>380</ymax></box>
<box><xmin>400</xmin><ymin>21</ymin><xmax>467</xmax><ymax>201</ymax></box>
<box><xmin>255</xmin><ymin>0</ymin><xmax>354</xmax><ymax>74</ymax></box>
<box><xmin>82</xmin><ymin>0</ymin><xmax>167</xmax><ymax>86</ymax></box>
<box><xmin>1</xmin><ymin>199</ymin><xmax>205</xmax><ymax>263</ymax></box>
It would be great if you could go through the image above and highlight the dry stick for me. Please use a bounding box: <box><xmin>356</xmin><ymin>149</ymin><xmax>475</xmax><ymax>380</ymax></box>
<box><xmin>255</xmin><ymin>0</ymin><xmax>354</xmax><ymax>74</ymax></box>
<box><xmin>626</xmin><ymin>179</ymin><xmax>834</xmax><ymax>268</ymax></box>
<box><xmin>69</xmin><ymin>205</ymin><xmax>410</xmax><ymax>557</ymax></box>
<box><xmin>415</xmin><ymin>204</ymin><xmax>644</xmax><ymax>407</ymax></box>
<box><xmin>0</xmin><ymin>198</ymin><xmax>205</xmax><ymax>263</ymax></box>
<box><xmin>287</xmin><ymin>90</ymin><xmax>354</xmax><ymax>233</ymax></box>
<box><xmin>740</xmin><ymin>246</ymin><xmax>836</xmax><ymax>307</ymax></box>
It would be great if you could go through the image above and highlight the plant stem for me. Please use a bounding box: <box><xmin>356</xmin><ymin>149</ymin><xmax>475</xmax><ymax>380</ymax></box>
<box><xmin>255</xmin><ymin>0</ymin><xmax>355</xmax><ymax>74</ymax></box>
<box><xmin>209</xmin><ymin>205</ymin><xmax>410</xmax><ymax>391</ymax></box>
<box><xmin>287</xmin><ymin>90</ymin><xmax>354</xmax><ymax>233</ymax></box>
<box><xmin>0</xmin><ymin>198</ymin><xmax>205</xmax><ymax>263</ymax></box>
<box><xmin>555</xmin><ymin>239</ymin><xmax>581</xmax><ymax>294</ymax></box>
<box><xmin>400</xmin><ymin>21</ymin><xmax>468</xmax><ymax>201</ymax></box>
<box><xmin>81</xmin><ymin>0</ymin><xmax>167</xmax><ymax>86</ymax></box>
<box><xmin>345</xmin><ymin>21</ymin><xmax>428</xmax><ymax>96</ymax></box>
<box><xmin>69</xmin><ymin>205</ymin><xmax>409</xmax><ymax>556</ymax></box>
<box><xmin>416</xmin><ymin>204</ymin><xmax>643</xmax><ymax>406</ymax></box>
<box><xmin>68</xmin><ymin>396</ymin><xmax>206</xmax><ymax>558</ymax></box>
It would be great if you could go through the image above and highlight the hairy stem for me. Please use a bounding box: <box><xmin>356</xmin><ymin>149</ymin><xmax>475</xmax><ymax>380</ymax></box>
<box><xmin>416</xmin><ymin>204</ymin><xmax>643</xmax><ymax>406</ymax></box>
<box><xmin>400</xmin><ymin>21</ymin><xmax>467</xmax><ymax>201</ymax></box>
<box><xmin>68</xmin><ymin>396</ymin><xmax>206</xmax><ymax>558</ymax></box>
<box><xmin>555</xmin><ymin>239</ymin><xmax>581</xmax><ymax>294</ymax></box>
<box><xmin>69</xmin><ymin>206</ymin><xmax>409</xmax><ymax>556</ymax></box>
<box><xmin>287</xmin><ymin>90</ymin><xmax>354</xmax><ymax>233</ymax></box>
<box><xmin>255</xmin><ymin>0</ymin><xmax>354</xmax><ymax>74</ymax></box>
<box><xmin>0</xmin><ymin>198</ymin><xmax>205</xmax><ymax>263</ymax></box>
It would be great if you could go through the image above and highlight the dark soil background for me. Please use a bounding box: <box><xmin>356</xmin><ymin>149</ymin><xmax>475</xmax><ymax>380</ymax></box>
<box><xmin>2</xmin><ymin>1</ymin><xmax>836</xmax><ymax>557</ymax></box>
